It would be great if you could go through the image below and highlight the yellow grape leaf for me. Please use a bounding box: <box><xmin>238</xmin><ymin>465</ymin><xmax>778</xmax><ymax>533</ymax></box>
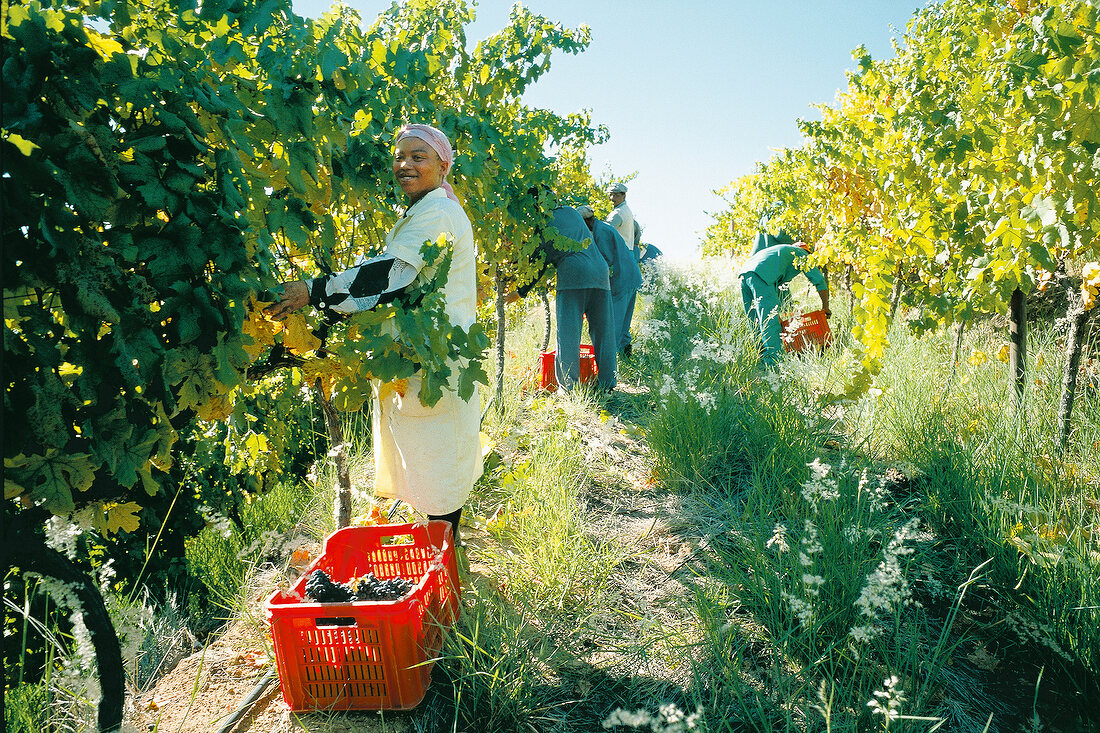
<box><xmin>212</xmin><ymin>14</ymin><xmax>232</xmax><ymax>37</ymax></box>
<box><xmin>997</xmin><ymin>344</ymin><xmax>1010</xmax><ymax>363</ymax></box>
<box><xmin>2</xmin><ymin>130</ymin><xmax>40</xmax><ymax>156</ymax></box>
<box><xmin>194</xmin><ymin>389</ymin><xmax>236</xmax><ymax>422</ymax></box>
<box><xmin>371</xmin><ymin>38</ymin><xmax>388</xmax><ymax>65</ymax></box>
<box><xmin>4</xmin><ymin>479</ymin><xmax>27</xmax><ymax>500</ymax></box>
<box><xmin>281</xmin><ymin>313</ymin><xmax>320</xmax><ymax>355</ymax></box>
<box><xmin>244</xmin><ymin>432</ymin><xmax>269</xmax><ymax>461</ymax></box>
<box><xmin>86</xmin><ymin>29</ymin><xmax>124</xmax><ymax>60</ymax></box>
<box><xmin>242</xmin><ymin>302</ymin><xmax>280</xmax><ymax>359</ymax></box>
<box><xmin>302</xmin><ymin>357</ymin><xmax>346</xmax><ymax>397</ymax></box>
<box><xmin>377</xmin><ymin>379</ymin><xmax>408</xmax><ymax>401</ymax></box>
<box><xmin>3</xmin><ymin>4</ymin><xmax>32</xmax><ymax>37</ymax></box>
<box><xmin>96</xmin><ymin>501</ymin><xmax>142</xmax><ymax>535</ymax></box>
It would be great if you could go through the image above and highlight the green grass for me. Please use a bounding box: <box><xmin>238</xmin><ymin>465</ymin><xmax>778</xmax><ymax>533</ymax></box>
<box><xmin>11</xmin><ymin>261</ymin><xmax>1098</xmax><ymax>733</ymax></box>
<box><xmin>627</xmin><ymin>260</ymin><xmax>1099</xmax><ymax>731</ymax></box>
<box><xmin>184</xmin><ymin>480</ymin><xmax>315</xmax><ymax>619</ymax></box>
<box><xmin>3</xmin><ymin>681</ymin><xmax>49</xmax><ymax>733</ymax></box>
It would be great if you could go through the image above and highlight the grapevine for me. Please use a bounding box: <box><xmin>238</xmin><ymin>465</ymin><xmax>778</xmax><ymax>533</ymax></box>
<box><xmin>3</xmin><ymin>0</ymin><xmax>604</xmax><ymax>727</ymax></box>
<box><xmin>703</xmin><ymin>0</ymin><xmax>1100</xmax><ymax>412</ymax></box>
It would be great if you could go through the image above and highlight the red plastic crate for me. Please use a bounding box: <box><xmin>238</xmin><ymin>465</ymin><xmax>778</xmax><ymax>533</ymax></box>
<box><xmin>781</xmin><ymin>309</ymin><xmax>833</xmax><ymax>353</ymax></box>
<box><xmin>539</xmin><ymin>344</ymin><xmax>598</xmax><ymax>391</ymax></box>
<box><xmin>265</xmin><ymin>521</ymin><xmax>459</xmax><ymax>712</ymax></box>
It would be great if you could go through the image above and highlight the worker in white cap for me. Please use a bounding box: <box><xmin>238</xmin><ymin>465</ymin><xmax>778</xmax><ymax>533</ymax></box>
<box><xmin>605</xmin><ymin>182</ymin><xmax>635</xmax><ymax>250</ymax></box>
<box><xmin>605</xmin><ymin>182</ymin><xmax>641</xmax><ymax>355</ymax></box>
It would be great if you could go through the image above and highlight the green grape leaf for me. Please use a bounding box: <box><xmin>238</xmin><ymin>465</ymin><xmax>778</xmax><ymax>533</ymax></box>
<box><xmin>5</xmin><ymin>451</ymin><xmax>98</xmax><ymax>514</ymax></box>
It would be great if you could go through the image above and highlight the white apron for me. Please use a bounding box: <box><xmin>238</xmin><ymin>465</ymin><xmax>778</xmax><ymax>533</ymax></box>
<box><xmin>372</xmin><ymin>188</ymin><xmax>482</xmax><ymax>515</ymax></box>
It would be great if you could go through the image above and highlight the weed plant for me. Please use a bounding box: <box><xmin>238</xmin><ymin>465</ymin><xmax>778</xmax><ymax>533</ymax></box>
<box><xmin>629</xmin><ymin>257</ymin><xmax>1099</xmax><ymax>731</ymax></box>
<box><xmin>3</xmin><ymin>573</ymin><xmax>115</xmax><ymax>732</ymax></box>
<box><xmin>3</xmin><ymin>680</ymin><xmax>50</xmax><ymax>733</ymax></box>
<box><xmin>417</xmin><ymin>304</ymin><xmax>639</xmax><ymax>731</ymax></box>
<box><xmin>184</xmin><ymin>480</ymin><xmax>314</xmax><ymax>621</ymax></box>
<box><xmin>846</xmin><ymin>315</ymin><xmax>1100</xmax><ymax>691</ymax></box>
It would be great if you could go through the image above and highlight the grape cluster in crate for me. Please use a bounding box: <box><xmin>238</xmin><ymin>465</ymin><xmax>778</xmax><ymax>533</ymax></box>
<box><xmin>303</xmin><ymin>569</ymin><xmax>414</xmax><ymax>603</ymax></box>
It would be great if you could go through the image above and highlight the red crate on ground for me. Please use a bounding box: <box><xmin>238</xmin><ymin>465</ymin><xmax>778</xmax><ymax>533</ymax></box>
<box><xmin>781</xmin><ymin>309</ymin><xmax>833</xmax><ymax>353</ymax></box>
<box><xmin>265</xmin><ymin>521</ymin><xmax>459</xmax><ymax>712</ymax></box>
<box><xmin>539</xmin><ymin>344</ymin><xmax>598</xmax><ymax>391</ymax></box>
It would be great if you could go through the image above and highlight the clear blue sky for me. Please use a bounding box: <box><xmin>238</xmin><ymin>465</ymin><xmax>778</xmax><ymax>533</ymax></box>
<box><xmin>293</xmin><ymin>0</ymin><xmax>927</xmax><ymax>260</ymax></box>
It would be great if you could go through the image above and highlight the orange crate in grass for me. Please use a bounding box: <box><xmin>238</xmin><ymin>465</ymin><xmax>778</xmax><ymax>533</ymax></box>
<box><xmin>539</xmin><ymin>344</ymin><xmax>597</xmax><ymax>391</ymax></box>
<box><xmin>265</xmin><ymin>521</ymin><xmax>459</xmax><ymax>712</ymax></box>
<box><xmin>781</xmin><ymin>309</ymin><xmax>833</xmax><ymax>353</ymax></box>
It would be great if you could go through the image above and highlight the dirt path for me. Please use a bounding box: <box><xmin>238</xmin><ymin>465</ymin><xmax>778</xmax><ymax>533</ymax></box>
<box><xmin>128</xmin><ymin>383</ymin><xmax>705</xmax><ymax>732</ymax></box>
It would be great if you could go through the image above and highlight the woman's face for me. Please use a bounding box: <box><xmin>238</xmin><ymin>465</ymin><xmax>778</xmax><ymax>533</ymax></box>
<box><xmin>393</xmin><ymin>137</ymin><xmax>447</xmax><ymax>203</ymax></box>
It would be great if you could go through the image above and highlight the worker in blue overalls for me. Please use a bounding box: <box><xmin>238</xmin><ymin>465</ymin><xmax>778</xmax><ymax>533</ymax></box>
<box><xmin>578</xmin><ymin>204</ymin><xmax>642</xmax><ymax>364</ymax></box>
<box><xmin>507</xmin><ymin>196</ymin><xmax>617</xmax><ymax>392</ymax></box>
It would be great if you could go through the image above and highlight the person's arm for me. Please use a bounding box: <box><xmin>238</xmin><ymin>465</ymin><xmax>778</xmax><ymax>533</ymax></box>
<box><xmin>309</xmin><ymin>254</ymin><xmax>419</xmax><ymax>314</ymax></box>
<box><xmin>265</xmin><ymin>254</ymin><xmax>419</xmax><ymax>320</ymax></box>
<box><xmin>513</xmin><ymin>249</ymin><xmax>550</xmax><ymax>299</ymax></box>
<box><xmin>800</xmin><ymin>258</ymin><xmax>831</xmax><ymax>317</ymax></box>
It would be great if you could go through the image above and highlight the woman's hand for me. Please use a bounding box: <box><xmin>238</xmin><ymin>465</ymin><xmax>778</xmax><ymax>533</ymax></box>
<box><xmin>264</xmin><ymin>280</ymin><xmax>309</xmax><ymax>320</ymax></box>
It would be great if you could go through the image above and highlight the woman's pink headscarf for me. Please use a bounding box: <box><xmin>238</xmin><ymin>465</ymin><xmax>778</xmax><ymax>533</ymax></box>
<box><xmin>396</xmin><ymin>123</ymin><xmax>459</xmax><ymax>203</ymax></box>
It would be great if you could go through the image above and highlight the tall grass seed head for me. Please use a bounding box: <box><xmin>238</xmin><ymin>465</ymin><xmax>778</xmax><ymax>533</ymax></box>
<box><xmin>867</xmin><ymin>675</ymin><xmax>906</xmax><ymax>720</ymax></box>
<box><xmin>849</xmin><ymin>518</ymin><xmax>921</xmax><ymax>642</ymax></box>
<box><xmin>802</xmin><ymin>459</ymin><xmax>841</xmax><ymax>509</ymax></box>
<box><xmin>766</xmin><ymin>522</ymin><xmax>790</xmax><ymax>553</ymax></box>
<box><xmin>44</xmin><ymin>515</ymin><xmax>84</xmax><ymax>560</ymax></box>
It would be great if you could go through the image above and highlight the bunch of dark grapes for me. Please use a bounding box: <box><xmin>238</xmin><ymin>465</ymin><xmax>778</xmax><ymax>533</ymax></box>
<box><xmin>351</xmin><ymin>572</ymin><xmax>414</xmax><ymax>601</ymax></box>
<box><xmin>303</xmin><ymin>569</ymin><xmax>355</xmax><ymax>603</ymax></box>
<box><xmin>303</xmin><ymin>569</ymin><xmax>414</xmax><ymax>603</ymax></box>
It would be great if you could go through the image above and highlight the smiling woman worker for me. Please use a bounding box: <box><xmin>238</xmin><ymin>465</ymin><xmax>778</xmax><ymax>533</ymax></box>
<box><xmin>266</xmin><ymin>124</ymin><xmax>481</xmax><ymax>542</ymax></box>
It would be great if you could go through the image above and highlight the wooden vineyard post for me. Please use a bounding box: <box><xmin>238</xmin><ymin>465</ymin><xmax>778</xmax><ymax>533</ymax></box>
<box><xmin>889</xmin><ymin>264</ymin><xmax>903</xmax><ymax>318</ymax></box>
<box><xmin>314</xmin><ymin>379</ymin><xmax>352</xmax><ymax>529</ymax></box>
<box><xmin>1009</xmin><ymin>287</ymin><xmax>1027</xmax><ymax>406</ymax></box>
<box><xmin>541</xmin><ymin>288</ymin><xmax>553</xmax><ymax>353</ymax></box>
<box><xmin>495</xmin><ymin>264</ymin><xmax>507</xmax><ymax>409</ymax></box>
<box><xmin>1058</xmin><ymin>299</ymin><xmax>1093</xmax><ymax>450</ymax></box>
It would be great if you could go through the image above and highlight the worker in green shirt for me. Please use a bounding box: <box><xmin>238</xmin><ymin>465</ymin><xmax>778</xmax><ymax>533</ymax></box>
<box><xmin>739</xmin><ymin>243</ymin><xmax>830</xmax><ymax>366</ymax></box>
